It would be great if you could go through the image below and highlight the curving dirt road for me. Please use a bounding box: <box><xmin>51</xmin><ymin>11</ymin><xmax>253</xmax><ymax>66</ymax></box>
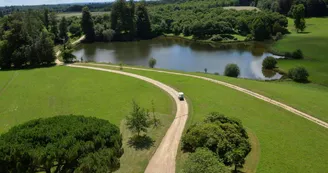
<box><xmin>66</xmin><ymin>64</ymin><xmax>189</xmax><ymax>173</ymax></box>
<box><xmin>84</xmin><ymin>63</ymin><xmax>328</xmax><ymax>129</ymax></box>
<box><xmin>55</xmin><ymin>35</ymin><xmax>85</xmax><ymax>65</ymax></box>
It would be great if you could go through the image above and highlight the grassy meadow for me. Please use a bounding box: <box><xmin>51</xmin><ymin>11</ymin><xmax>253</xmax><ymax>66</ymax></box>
<box><xmin>57</xmin><ymin>11</ymin><xmax>110</xmax><ymax>18</ymax></box>
<box><xmin>272</xmin><ymin>17</ymin><xmax>328</xmax><ymax>86</ymax></box>
<box><xmin>0</xmin><ymin>66</ymin><xmax>174</xmax><ymax>173</ymax></box>
<box><xmin>81</xmin><ymin>63</ymin><xmax>328</xmax><ymax>173</ymax></box>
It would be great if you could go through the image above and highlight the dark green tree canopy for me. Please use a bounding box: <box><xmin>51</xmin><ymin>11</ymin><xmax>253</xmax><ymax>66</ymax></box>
<box><xmin>224</xmin><ymin>63</ymin><xmax>240</xmax><ymax>77</ymax></box>
<box><xmin>136</xmin><ymin>3</ymin><xmax>152</xmax><ymax>39</ymax></box>
<box><xmin>262</xmin><ymin>56</ymin><xmax>277</xmax><ymax>69</ymax></box>
<box><xmin>182</xmin><ymin>113</ymin><xmax>251</xmax><ymax>171</ymax></box>
<box><xmin>81</xmin><ymin>6</ymin><xmax>96</xmax><ymax>42</ymax></box>
<box><xmin>0</xmin><ymin>115</ymin><xmax>123</xmax><ymax>173</ymax></box>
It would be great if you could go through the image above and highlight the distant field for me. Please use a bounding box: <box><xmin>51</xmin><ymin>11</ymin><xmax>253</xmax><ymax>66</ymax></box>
<box><xmin>272</xmin><ymin>17</ymin><xmax>328</xmax><ymax>86</ymax></box>
<box><xmin>223</xmin><ymin>6</ymin><xmax>259</xmax><ymax>11</ymax></box>
<box><xmin>57</xmin><ymin>11</ymin><xmax>110</xmax><ymax>18</ymax></box>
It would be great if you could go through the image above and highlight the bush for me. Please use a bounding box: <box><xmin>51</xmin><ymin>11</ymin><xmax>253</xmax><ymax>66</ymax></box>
<box><xmin>262</xmin><ymin>56</ymin><xmax>277</xmax><ymax>69</ymax></box>
<box><xmin>288</xmin><ymin>66</ymin><xmax>309</xmax><ymax>82</ymax></box>
<box><xmin>183</xmin><ymin>148</ymin><xmax>228</xmax><ymax>173</ymax></box>
<box><xmin>274</xmin><ymin>32</ymin><xmax>283</xmax><ymax>41</ymax></box>
<box><xmin>182</xmin><ymin>113</ymin><xmax>251</xmax><ymax>171</ymax></box>
<box><xmin>292</xmin><ymin>49</ymin><xmax>304</xmax><ymax>59</ymax></box>
<box><xmin>224</xmin><ymin>64</ymin><xmax>240</xmax><ymax>77</ymax></box>
<box><xmin>148</xmin><ymin>58</ymin><xmax>157</xmax><ymax>68</ymax></box>
<box><xmin>69</xmin><ymin>22</ymin><xmax>82</xmax><ymax>36</ymax></box>
<box><xmin>285</xmin><ymin>52</ymin><xmax>292</xmax><ymax>58</ymax></box>
<box><xmin>0</xmin><ymin>115</ymin><xmax>123</xmax><ymax>173</ymax></box>
<box><xmin>210</xmin><ymin>35</ymin><xmax>223</xmax><ymax>41</ymax></box>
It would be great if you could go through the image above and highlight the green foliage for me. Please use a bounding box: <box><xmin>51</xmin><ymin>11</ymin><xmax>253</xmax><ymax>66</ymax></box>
<box><xmin>288</xmin><ymin>66</ymin><xmax>309</xmax><ymax>82</ymax></box>
<box><xmin>81</xmin><ymin>6</ymin><xmax>96</xmax><ymax>42</ymax></box>
<box><xmin>148</xmin><ymin>58</ymin><xmax>157</xmax><ymax>68</ymax></box>
<box><xmin>182</xmin><ymin>113</ymin><xmax>251</xmax><ymax>171</ymax></box>
<box><xmin>291</xmin><ymin>4</ymin><xmax>306</xmax><ymax>33</ymax></box>
<box><xmin>251</xmin><ymin>16</ymin><xmax>270</xmax><ymax>41</ymax></box>
<box><xmin>59</xmin><ymin>16</ymin><xmax>68</xmax><ymax>41</ymax></box>
<box><xmin>292</xmin><ymin>49</ymin><xmax>304</xmax><ymax>59</ymax></box>
<box><xmin>136</xmin><ymin>3</ymin><xmax>152</xmax><ymax>39</ymax></box>
<box><xmin>43</xmin><ymin>9</ymin><xmax>49</xmax><ymax>30</ymax></box>
<box><xmin>126</xmin><ymin>101</ymin><xmax>150</xmax><ymax>136</ymax></box>
<box><xmin>224</xmin><ymin>63</ymin><xmax>240</xmax><ymax>77</ymax></box>
<box><xmin>262</xmin><ymin>56</ymin><xmax>277</xmax><ymax>69</ymax></box>
<box><xmin>102</xmin><ymin>29</ymin><xmax>116</xmax><ymax>42</ymax></box>
<box><xmin>49</xmin><ymin>12</ymin><xmax>59</xmax><ymax>41</ymax></box>
<box><xmin>61</xmin><ymin>40</ymin><xmax>76</xmax><ymax>63</ymax></box>
<box><xmin>69</xmin><ymin>21</ymin><xmax>82</xmax><ymax>36</ymax></box>
<box><xmin>0</xmin><ymin>115</ymin><xmax>123</xmax><ymax>173</ymax></box>
<box><xmin>183</xmin><ymin>148</ymin><xmax>228</xmax><ymax>173</ymax></box>
<box><xmin>210</xmin><ymin>34</ymin><xmax>223</xmax><ymax>41</ymax></box>
<box><xmin>0</xmin><ymin>11</ymin><xmax>55</xmax><ymax>69</ymax></box>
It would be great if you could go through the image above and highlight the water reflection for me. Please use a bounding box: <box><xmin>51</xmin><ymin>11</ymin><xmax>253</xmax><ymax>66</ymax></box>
<box><xmin>73</xmin><ymin>37</ymin><xmax>282</xmax><ymax>80</ymax></box>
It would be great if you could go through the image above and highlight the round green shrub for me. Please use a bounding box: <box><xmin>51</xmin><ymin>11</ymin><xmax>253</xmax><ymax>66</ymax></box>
<box><xmin>262</xmin><ymin>56</ymin><xmax>277</xmax><ymax>69</ymax></box>
<box><xmin>148</xmin><ymin>58</ymin><xmax>157</xmax><ymax>68</ymax></box>
<box><xmin>292</xmin><ymin>49</ymin><xmax>304</xmax><ymax>59</ymax></box>
<box><xmin>288</xmin><ymin>66</ymin><xmax>309</xmax><ymax>82</ymax></box>
<box><xmin>224</xmin><ymin>64</ymin><xmax>240</xmax><ymax>77</ymax></box>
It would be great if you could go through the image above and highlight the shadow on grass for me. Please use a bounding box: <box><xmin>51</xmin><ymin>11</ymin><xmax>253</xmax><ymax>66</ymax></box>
<box><xmin>0</xmin><ymin>63</ymin><xmax>57</xmax><ymax>71</ymax></box>
<box><xmin>298</xmin><ymin>31</ymin><xmax>311</xmax><ymax>34</ymax></box>
<box><xmin>127</xmin><ymin>135</ymin><xmax>154</xmax><ymax>150</ymax></box>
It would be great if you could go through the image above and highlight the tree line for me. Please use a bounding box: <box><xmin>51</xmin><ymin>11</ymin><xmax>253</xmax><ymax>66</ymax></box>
<box><xmin>256</xmin><ymin>0</ymin><xmax>327</xmax><ymax>17</ymax></box>
<box><xmin>149</xmin><ymin>3</ymin><xmax>288</xmax><ymax>41</ymax></box>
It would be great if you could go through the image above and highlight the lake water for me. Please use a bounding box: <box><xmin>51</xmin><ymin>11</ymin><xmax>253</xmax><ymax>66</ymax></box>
<box><xmin>73</xmin><ymin>37</ymin><xmax>282</xmax><ymax>80</ymax></box>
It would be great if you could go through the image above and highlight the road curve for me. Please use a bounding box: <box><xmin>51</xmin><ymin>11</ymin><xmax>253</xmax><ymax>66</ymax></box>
<box><xmin>84</xmin><ymin>63</ymin><xmax>328</xmax><ymax>129</ymax></box>
<box><xmin>66</xmin><ymin>64</ymin><xmax>189</xmax><ymax>173</ymax></box>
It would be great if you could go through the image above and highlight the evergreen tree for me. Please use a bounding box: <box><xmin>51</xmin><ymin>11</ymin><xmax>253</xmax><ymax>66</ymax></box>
<box><xmin>59</xmin><ymin>17</ymin><xmax>68</xmax><ymax>41</ymax></box>
<box><xmin>81</xmin><ymin>6</ymin><xmax>95</xmax><ymax>42</ymax></box>
<box><xmin>49</xmin><ymin>12</ymin><xmax>59</xmax><ymax>41</ymax></box>
<box><xmin>136</xmin><ymin>2</ymin><xmax>151</xmax><ymax>39</ymax></box>
<box><xmin>43</xmin><ymin>9</ymin><xmax>49</xmax><ymax>30</ymax></box>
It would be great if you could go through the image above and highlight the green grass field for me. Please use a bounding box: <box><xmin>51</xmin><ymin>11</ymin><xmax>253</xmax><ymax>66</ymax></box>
<box><xmin>57</xmin><ymin>11</ymin><xmax>110</xmax><ymax>18</ymax></box>
<box><xmin>0</xmin><ymin>66</ymin><xmax>173</xmax><ymax>173</ymax></box>
<box><xmin>81</xmin><ymin>63</ymin><xmax>328</xmax><ymax>173</ymax></box>
<box><xmin>272</xmin><ymin>17</ymin><xmax>328</xmax><ymax>86</ymax></box>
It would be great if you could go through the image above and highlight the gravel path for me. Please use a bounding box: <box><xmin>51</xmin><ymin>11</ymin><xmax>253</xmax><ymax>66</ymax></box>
<box><xmin>66</xmin><ymin>64</ymin><xmax>189</xmax><ymax>173</ymax></box>
<box><xmin>85</xmin><ymin>63</ymin><xmax>328</xmax><ymax>129</ymax></box>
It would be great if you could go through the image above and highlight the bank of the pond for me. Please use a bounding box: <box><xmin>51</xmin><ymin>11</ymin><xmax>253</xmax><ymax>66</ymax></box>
<box><xmin>72</xmin><ymin>37</ymin><xmax>283</xmax><ymax>80</ymax></box>
<box><xmin>78</xmin><ymin>63</ymin><xmax>328</xmax><ymax>173</ymax></box>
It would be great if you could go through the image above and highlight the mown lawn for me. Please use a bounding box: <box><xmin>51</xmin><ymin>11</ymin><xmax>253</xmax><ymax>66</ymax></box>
<box><xmin>272</xmin><ymin>17</ymin><xmax>328</xmax><ymax>86</ymax></box>
<box><xmin>0</xmin><ymin>66</ymin><xmax>173</xmax><ymax>173</ymax></box>
<box><xmin>82</xmin><ymin>64</ymin><xmax>328</xmax><ymax>173</ymax></box>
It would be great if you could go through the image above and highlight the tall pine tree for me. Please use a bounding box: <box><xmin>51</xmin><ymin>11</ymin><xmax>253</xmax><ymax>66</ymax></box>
<box><xmin>136</xmin><ymin>2</ymin><xmax>151</xmax><ymax>39</ymax></box>
<box><xmin>81</xmin><ymin>7</ymin><xmax>95</xmax><ymax>42</ymax></box>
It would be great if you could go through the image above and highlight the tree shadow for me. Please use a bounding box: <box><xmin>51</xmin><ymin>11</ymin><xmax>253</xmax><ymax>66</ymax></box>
<box><xmin>127</xmin><ymin>135</ymin><xmax>154</xmax><ymax>150</ymax></box>
<box><xmin>298</xmin><ymin>31</ymin><xmax>311</xmax><ymax>34</ymax></box>
<box><xmin>0</xmin><ymin>63</ymin><xmax>57</xmax><ymax>71</ymax></box>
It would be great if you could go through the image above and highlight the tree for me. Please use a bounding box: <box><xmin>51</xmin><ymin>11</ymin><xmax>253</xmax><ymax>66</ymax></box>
<box><xmin>43</xmin><ymin>9</ymin><xmax>49</xmax><ymax>30</ymax></box>
<box><xmin>292</xmin><ymin>49</ymin><xmax>304</xmax><ymax>59</ymax></box>
<box><xmin>306</xmin><ymin>0</ymin><xmax>327</xmax><ymax>17</ymax></box>
<box><xmin>183</xmin><ymin>148</ymin><xmax>228</xmax><ymax>173</ymax></box>
<box><xmin>126</xmin><ymin>101</ymin><xmax>150</xmax><ymax>136</ymax></box>
<box><xmin>102</xmin><ymin>29</ymin><xmax>116</xmax><ymax>42</ymax></box>
<box><xmin>49</xmin><ymin>12</ymin><xmax>59</xmax><ymax>41</ymax></box>
<box><xmin>204</xmin><ymin>68</ymin><xmax>208</xmax><ymax>73</ymax></box>
<box><xmin>150</xmin><ymin>100</ymin><xmax>161</xmax><ymax>128</ymax></box>
<box><xmin>262</xmin><ymin>56</ymin><xmax>277</xmax><ymax>69</ymax></box>
<box><xmin>136</xmin><ymin>3</ymin><xmax>152</xmax><ymax>39</ymax></box>
<box><xmin>182</xmin><ymin>113</ymin><xmax>251</xmax><ymax>172</ymax></box>
<box><xmin>0</xmin><ymin>115</ymin><xmax>123</xmax><ymax>173</ymax></box>
<box><xmin>69</xmin><ymin>21</ymin><xmax>82</xmax><ymax>36</ymax></box>
<box><xmin>81</xmin><ymin>6</ymin><xmax>95</xmax><ymax>42</ymax></box>
<box><xmin>148</xmin><ymin>58</ymin><xmax>156</xmax><ymax>68</ymax></box>
<box><xmin>224</xmin><ymin>64</ymin><xmax>240</xmax><ymax>77</ymax></box>
<box><xmin>251</xmin><ymin>16</ymin><xmax>270</xmax><ymax>41</ymax></box>
<box><xmin>34</xmin><ymin>30</ymin><xmax>56</xmax><ymax>64</ymax></box>
<box><xmin>279</xmin><ymin>0</ymin><xmax>293</xmax><ymax>14</ymax></box>
<box><xmin>291</xmin><ymin>4</ymin><xmax>306</xmax><ymax>32</ymax></box>
<box><xmin>111</xmin><ymin>0</ymin><xmax>135</xmax><ymax>39</ymax></box>
<box><xmin>61</xmin><ymin>40</ymin><xmax>76</xmax><ymax>63</ymax></box>
<box><xmin>288</xmin><ymin>66</ymin><xmax>309</xmax><ymax>82</ymax></box>
<box><xmin>59</xmin><ymin>17</ymin><xmax>68</xmax><ymax>41</ymax></box>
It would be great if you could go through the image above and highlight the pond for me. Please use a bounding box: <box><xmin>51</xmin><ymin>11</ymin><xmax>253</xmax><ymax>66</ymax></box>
<box><xmin>73</xmin><ymin>37</ymin><xmax>282</xmax><ymax>80</ymax></box>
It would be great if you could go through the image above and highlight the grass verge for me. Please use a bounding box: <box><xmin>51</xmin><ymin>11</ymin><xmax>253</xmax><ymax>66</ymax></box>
<box><xmin>272</xmin><ymin>17</ymin><xmax>328</xmax><ymax>86</ymax></box>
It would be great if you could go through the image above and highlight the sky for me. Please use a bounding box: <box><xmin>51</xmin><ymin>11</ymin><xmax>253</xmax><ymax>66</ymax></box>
<box><xmin>0</xmin><ymin>0</ymin><xmax>113</xmax><ymax>6</ymax></box>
